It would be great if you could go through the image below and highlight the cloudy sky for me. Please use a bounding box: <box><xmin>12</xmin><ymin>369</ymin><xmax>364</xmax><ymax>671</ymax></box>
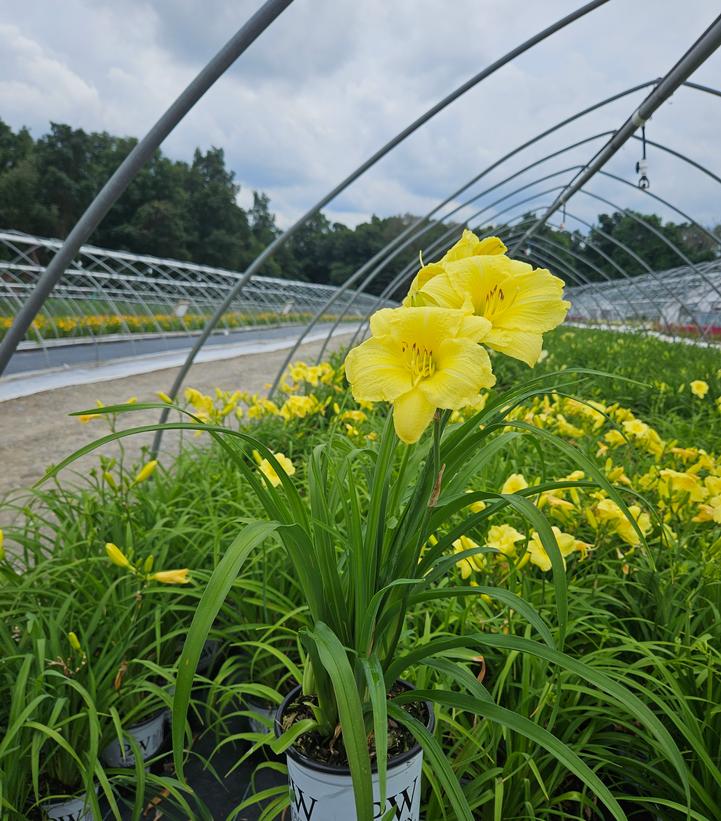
<box><xmin>1</xmin><ymin>0</ymin><xmax>721</xmax><ymax>236</ymax></box>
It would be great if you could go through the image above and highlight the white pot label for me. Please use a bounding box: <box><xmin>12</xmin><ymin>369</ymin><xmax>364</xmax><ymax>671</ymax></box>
<box><xmin>44</xmin><ymin>793</ymin><xmax>94</xmax><ymax>821</ymax></box>
<box><xmin>102</xmin><ymin>710</ymin><xmax>167</xmax><ymax>768</ymax></box>
<box><xmin>286</xmin><ymin>749</ymin><xmax>423</xmax><ymax>821</ymax></box>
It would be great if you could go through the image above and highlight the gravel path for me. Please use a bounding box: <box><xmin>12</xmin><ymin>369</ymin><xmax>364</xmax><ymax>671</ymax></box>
<box><xmin>0</xmin><ymin>338</ymin><xmax>344</xmax><ymax>525</ymax></box>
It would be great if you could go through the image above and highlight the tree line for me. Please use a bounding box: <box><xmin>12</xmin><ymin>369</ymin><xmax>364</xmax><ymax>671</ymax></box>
<box><xmin>0</xmin><ymin>119</ymin><xmax>718</xmax><ymax>297</ymax></box>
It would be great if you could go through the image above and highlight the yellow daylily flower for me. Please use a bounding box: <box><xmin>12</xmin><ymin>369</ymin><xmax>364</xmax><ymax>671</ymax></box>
<box><xmin>501</xmin><ymin>473</ymin><xmax>528</xmax><ymax>494</ymax></box>
<box><xmin>151</xmin><ymin>568</ymin><xmax>190</xmax><ymax>585</ymax></box>
<box><xmin>690</xmin><ymin>380</ymin><xmax>709</xmax><ymax>398</ymax></box>
<box><xmin>486</xmin><ymin>524</ymin><xmax>524</xmax><ymax>557</ymax></box>
<box><xmin>106</xmin><ymin>542</ymin><xmax>132</xmax><ymax>569</ymax></box>
<box><xmin>604</xmin><ymin>429</ymin><xmax>626</xmax><ymax>447</ymax></box>
<box><xmin>258</xmin><ymin>452</ymin><xmax>296</xmax><ymax>487</ymax></box>
<box><xmin>453</xmin><ymin>534</ymin><xmax>483</xmax><ymax>578</ymax></box>
<box><xmin>410</xmin><ymin>248</ymin><xmax>570</xmax><ymax>366</ymax></box>
<box><xmin>526</xmin><ymin>526</ymin><xmax>583</xmax><ymax>572</ymax></box>
<box><xmin>340</xmin><ymin>410</ymin><xmax>367</xmax><ymax>424</ymax></box>
<box><xmin>0</xmin><ymin>528</ymin><xmax>4</xmax><ymax>562</ymax></box>
<box><xmin>594</xmin><ymin>498</ymin><xmax>651</xmax><ymax>547</ymax></box>
<box><xmin>345</xmin><ymin>306</ymin><xmax>495</xmax><ymax>444</ymax></box>
<box><xmin>404</xmin><ymin>231</ymin><xmax>507</xmax><ymax>306</ymax></box>
<box><xmin>693</xmin><ymin>495</ymin><xmax>721</xmax><ymax>524</ymax></box>
<box><xmin>658</xmin><ymin>469</ymin><xmax>707</xmax><ymax>503</ymax></box>
<box><xmin>280</xmin><ymin>394</ymin><xmax>320</xmax><ymax>420</ymax></box>
<box><xmin>555</xmin><ymin>414</ymin><xmax>584</xmax><ymax>439</ymax></box>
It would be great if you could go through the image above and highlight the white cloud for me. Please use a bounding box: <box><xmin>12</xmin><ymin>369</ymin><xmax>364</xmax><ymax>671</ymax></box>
<box><xmin>0</xmin><ymin>0</ymin><xmax>720</xmax><ymax>237</ymax></box>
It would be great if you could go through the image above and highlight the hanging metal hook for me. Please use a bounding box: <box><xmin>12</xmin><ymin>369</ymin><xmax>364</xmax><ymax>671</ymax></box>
<box><xmin>636</xmin><ymin>125</ymin><xmax>650</xmax><ymax>189</ymax></box>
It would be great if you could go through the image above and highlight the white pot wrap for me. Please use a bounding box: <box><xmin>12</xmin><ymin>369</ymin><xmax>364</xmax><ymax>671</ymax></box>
<box><xmin>102</xmin><ymin>710</ymin><xmax>167</xmax><ymax>768</ymax></box>
<box><xmin>285</xmin><ymin>747</ymin><xmax>423</xmax><ymax>821</ymax></box>
<box><xmin>247</xmin><ymin>700</ymin><xmax>276</xmax><ymax>735</ymax></box>
<box><xmin>44</xmin><ymin>792</ymin><xmax>94</xmax><ymax>821</ymax></box>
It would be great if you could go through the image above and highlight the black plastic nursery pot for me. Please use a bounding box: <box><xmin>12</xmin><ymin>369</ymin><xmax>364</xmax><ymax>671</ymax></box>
<box><xmin>274</xmin><ymin>683</ymin><xmax>434</xmax><ymax>821</ymax></box>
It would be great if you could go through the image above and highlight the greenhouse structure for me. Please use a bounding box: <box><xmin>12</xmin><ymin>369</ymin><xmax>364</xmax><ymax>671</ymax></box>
<box><xmin>2</xmin><ymin>2</ymin><xmax>721</xmax><ymax>820</ymax></box>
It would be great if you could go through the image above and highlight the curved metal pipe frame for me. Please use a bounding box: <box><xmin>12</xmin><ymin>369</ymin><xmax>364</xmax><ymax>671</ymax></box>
<box><xmin>353</xmin><ymin>203</ymin><xmax>663</xmax><ymax>347</ymax></box>
<box><xmin>510</xmin><ymin>13</ymin><xmax>721</xmax><ymax>253</ymax></box>
<box><xmin>578</xmin><ymin>187</ymin><xmax>721</xmax><ymax>309</ymax></box>
<box><xmin>310</xmin><ymin>163</ymin><xmax>588</xmax><ymax>363</ymax></box>
<box><xmin>143</xmin><ymin>0</ymin><xmax>612</xmax><ymax>453</ymax></box>
<box><xmin>350</xmin><ymin>183</ymin><xmax>702</xmax><ymax>350</ymax></box>
<box><xmin>293</xmin><ymin>110</ymin><xmax>721</xmax><ymax>371</ymax></box>
<box><xmin>267</xmin><ymin>79</ymin><xmax>664</xmax><ymax>394</ymax></box>
<box><xmin>0</xmin><ymin>0</ymin><xmax>295</xmax><ymax>375</ymax></box>
<box><xmin>306</xmin><ymin>114</ymin><xmax>721</xmax><ymax>373</ymax></box>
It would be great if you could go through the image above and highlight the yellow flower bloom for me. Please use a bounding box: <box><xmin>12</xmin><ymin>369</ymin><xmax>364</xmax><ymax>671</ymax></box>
<box><xmin>526</xmin><ymin>526</ymin><xmax>583</xmax><ymax>572</ymax></box>
<box><xmin>258</xmin><ymin>452</ymin><xmax>296</xmax><ymax>487</ymax></box>
<box><xmin>132</xmin><ymin>459</ymin><xmax>158</xmax><ymax>485</ymax></box>
<box><xmin>604</xmin><ymin>429</ymin><xmax>626</xmax><ymax>447</ymax></box>
<box><xmin>151</xmin><ymin>568</ymin><xmax>190</xmax><ymax>585</ymax></box>
<box><xmin>487</xmin><ymin>524</ymin><xmax>524</xmax><ymax>557</ymax></box>
<box><xmin>340</xmin><ymin>410</ymin><xmax>367</xmax><ymax>424</ymax></box>
<box><xmin>106</xmin><ymin>542</ymin><xmax>131</xmax><ymax>569</ymax></box>
<box><xmin>501</xmin><ymin>473</ymin><xmax>528</xmax><ymax>494</ymax></box>
<box><xmin>280</xmin><ymin>394</ymin><xmax>320</xmax><ymax>420</ymax></box>
<box><xmin>555</xmin><ymin>414</ymin><xmax>584</xmax><ymax>439</ymax></box>
<box><xmin>693</xmin><ymin>495</ymin><xmax>721</xmax><ymax>524</ymax></box>
<box><xmin>453</xmin><ymin>534</ymin><xmax>483</xmax><ymax>578</ymax></box>
<box><xmin>464</xmin><ymin>490</ymin><xmax>486</xmax><ymax>514</ymax></box>
<box><xmin>345</xmin><ymin>306</ymin><xmax>495</xmax><ymax>444</ymax></box>
<box><xmin>404</xmin><ymin>230</ymin><xmax>507</xmax><ymax>307</ymax></box>
<box><xmin>690</xmin><ymin>380</ymin><xmax>709</xmax><ymax>398</ymax></box>
<box><xmin>594</xmin><ymin>498</ymin><xmax>651</xmax><ymax>547</ymax></box>
<box><xmin>658</xmin><ymin>469</ymin><xmax>707</xmax><ymax>503</ymax></box>
<box><xmin>408</xmin><ymin>238</ymin><xmax>570</xmax><ymax>366</ymax></box>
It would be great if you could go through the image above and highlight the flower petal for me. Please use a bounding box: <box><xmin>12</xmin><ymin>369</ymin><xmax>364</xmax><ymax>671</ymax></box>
<box><xmin>420</xmin><ymin>338</ymin><xmax>496</xmax><ymax>408</ymax></box>
<box><xmin>416</xmin><ymin>271</ymin><xmax>467</xmax><ymax>310</ymax></box>
<box><xmin>345</xmin><ymin>337</ymin><xmax>412</xmax><ymax>401</ymax></box>
<box><xmin>485</xmin><ymin>328</ymin><xmax>543</xmax><ymax>367</ymax></box>
<box><xmin>393</xmin><ymin>389</ymin><xmax>437</xmax><ymax>444</ymax></box>
<box><xmin>493</xmin><ymin>268</ymin><xmax>570</xmax><ymax>332</ymax></box>
<box><xmin>385</xmin><ymin>306</ymin><xmax>463</xmax><ymax>351</ymax></box>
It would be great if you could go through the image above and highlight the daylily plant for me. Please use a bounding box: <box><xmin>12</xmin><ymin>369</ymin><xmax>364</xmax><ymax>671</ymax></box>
<box><xmin>52</xmin><ymin>230</ymin><xmax>688</xmax><ymax>821</ymax></box>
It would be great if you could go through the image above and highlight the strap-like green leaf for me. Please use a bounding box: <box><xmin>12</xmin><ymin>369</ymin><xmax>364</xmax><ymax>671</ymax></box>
<box><xmin>172</xmin><ymin>521</ymin><xmax>279</xmax><ymax>778</ymax></box>
<box><xmin>387</xmin><ymin>702</ymin><xmax>473</xmax><ymax>821</ymax></box>
<box><xmin>307</xmin><ymin>622</ymin><xmax>373</xmax><ymax>819</ymax></box>
<box><xmin>394</xmin><ymin>690</ymin><xmax>627</xmax><ymax>821</ymax></box>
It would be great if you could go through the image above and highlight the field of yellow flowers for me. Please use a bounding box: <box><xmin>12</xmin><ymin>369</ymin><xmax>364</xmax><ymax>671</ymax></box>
<box><xmin>2</xmin><ymin>317</ymin><xmax>720</xmax><ymax>818</ymax></box>
<box><xmin>0</xmin><ymin>309</ymin><xmax>326</xmax><ymax>341</ymax></box>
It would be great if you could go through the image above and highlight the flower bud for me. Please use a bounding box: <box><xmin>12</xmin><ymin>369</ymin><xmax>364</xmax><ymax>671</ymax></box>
<box><xmin>143</xmin><ymin>555</ymin><xmax>155</xmax><ymax>573</ymax></box>
<box><xmin>68</xmin><ymin>631</ymin><xmax>82</xmax><ymax>652</ymax></box>
<box><xmin>105</xmin><ymin>542</ymin><xmax>131</xmax><ymax>569</ymax></box>
<box><xmin>132</xmin><ymin>460</ymin><xmax>158</xmax><ymax>485</ymax></box>
<box><xmin>151</xmin><ymin>568</ymin><xmax>190</xmax><ymax>585</ymax></box>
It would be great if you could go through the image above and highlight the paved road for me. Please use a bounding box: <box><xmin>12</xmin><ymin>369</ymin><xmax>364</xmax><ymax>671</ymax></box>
<box><xmin>5</xmin><ymin>323</ymin><xmax>351</xmax><ymax>376</ymax></box>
